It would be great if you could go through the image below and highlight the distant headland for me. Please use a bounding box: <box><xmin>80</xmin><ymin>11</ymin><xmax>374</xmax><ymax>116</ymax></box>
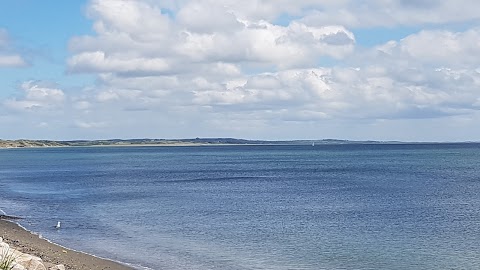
<box><xmin>1</xmin><ymin>138</ymin><xmax>475</xmax><ymax>148</ymax></box>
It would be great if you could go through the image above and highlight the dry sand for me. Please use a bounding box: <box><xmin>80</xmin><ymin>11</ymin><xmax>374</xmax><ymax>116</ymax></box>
<box><xmin>0</xmin><ymin>219</ymin><xmax>134</xmax><ymax>270</ymax></box>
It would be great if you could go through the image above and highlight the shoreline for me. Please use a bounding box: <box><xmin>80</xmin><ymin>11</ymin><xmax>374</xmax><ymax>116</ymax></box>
<box><xmin>0</xmin><ymin>143</ymin><xmax>297</xmax><ymax>150</ymax></box>
<box><xmin>0</xmin><ymin>219</ymin><xmax>135</xmax><ymax>270</ymax></box>
<box><xmin>1</xmin><ymin>141</ymin><xmax>478</xmax><ymax>150</ymax></box>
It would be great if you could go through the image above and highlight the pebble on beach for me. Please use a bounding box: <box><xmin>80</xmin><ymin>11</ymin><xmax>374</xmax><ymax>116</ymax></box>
<box><xmin>0</xmin><ymin>236</ymin><xmax>65</xmax><ymax>270</ymax></box>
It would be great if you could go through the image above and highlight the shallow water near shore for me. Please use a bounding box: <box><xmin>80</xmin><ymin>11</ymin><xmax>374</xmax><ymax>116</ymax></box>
<box><xmin>1</xmin><ymin>144</ymin><xmax>480</xmax><ymax>269</ymax></box>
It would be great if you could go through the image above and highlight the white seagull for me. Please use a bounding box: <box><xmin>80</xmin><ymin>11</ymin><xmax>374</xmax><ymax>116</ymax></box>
<box><xmin>55</xmin><ymin>221</ymin><xmax>61</xmax><ymax>229</ymax></box>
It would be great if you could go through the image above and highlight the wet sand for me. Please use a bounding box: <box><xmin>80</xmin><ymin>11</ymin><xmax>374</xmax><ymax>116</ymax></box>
<box><xmin>0</xmin><ymin>219</ymin><xmax>134</xmax><ymax>270</ymax></box>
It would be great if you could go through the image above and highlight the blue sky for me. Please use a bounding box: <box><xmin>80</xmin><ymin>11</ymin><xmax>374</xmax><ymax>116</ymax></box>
<box><xmin>0</xmin><ymin>1</ymin><xmax>94</xmax><ymax>96</ymax></box>
<box><xmin>1</xmin><ymin>0</ymin><xmax>480</xmax><ymax>141</ymax></box>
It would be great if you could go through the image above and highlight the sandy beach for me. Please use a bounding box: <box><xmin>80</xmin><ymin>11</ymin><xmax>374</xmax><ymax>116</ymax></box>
<box><xmin>0</xmin><ymin>219</ymin><xmax>134</xmax><ymax>270</ymax></box>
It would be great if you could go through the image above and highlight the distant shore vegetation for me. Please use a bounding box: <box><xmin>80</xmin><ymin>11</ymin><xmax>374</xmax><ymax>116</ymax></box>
<box><xmin>0</xmin><ymin>138</ymin><xmax>326</xmax><ymax>148</ymax></box>
<box><xmin>0</xmin><ymin>138</ymin><xmax>470</xmax><ymax>148</ymax></box>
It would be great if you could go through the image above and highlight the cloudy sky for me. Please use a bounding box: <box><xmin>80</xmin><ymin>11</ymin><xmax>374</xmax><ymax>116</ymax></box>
<box><xmin>1</xmin><ymin>0</ymin><xmax>480</xmax><ymax>141</ymax></box>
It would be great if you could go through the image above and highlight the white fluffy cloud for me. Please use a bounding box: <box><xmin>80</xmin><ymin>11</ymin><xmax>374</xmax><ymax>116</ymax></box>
<box><xmin>0</xmin><ymin>29</ymin><xmax>27</xmax><ymax>68</ymax></box>
<box><xmin>149</xmin><ymin>0</ymin><xmax>480</xmax><ymax>27</ymax></box>
<box><xmin>4</xmin><ymin>81</ymin><xmax>65</xmax><ymax>111</ymax></box>
<box><xmin>5</xmin><ymin>0</ymin><xmax>480</xmax><ymax>140</ymax></box>
<box><xmin>64</xmin><ymin>0</ymin><xmax>480</xmax><ymax>125</ymax></box>
<box><xmin>193</xmin><ymin>65</ymin><xmax>480</xmax><ymax>121</ymax></box>
<box><xmin>68</xmin><ymin>0</ymin><xmax>355</xmax><ymax>75</ymax></box>
<box><xmin>397</xmin><ymin>28</ymin><xmax>480</xmax><ymax>67</ymax></box>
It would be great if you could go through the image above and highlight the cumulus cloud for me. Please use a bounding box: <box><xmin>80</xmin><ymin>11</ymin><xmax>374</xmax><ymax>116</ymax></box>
<box><xmin>23</xmin><ymin>0</ymin><xmax>474</xmax><ymax>141</ymax></box>
<box><xmin>398</xmin><ymin>28</ymin><xmax>480</xmax><ymax>67</ymax></box>
<box><xmin>0</xmin><ymin>55</ymin><xmax>26</xmax><ymax>67</ymax></box>
<box><xmin>0</xmin><ymin>29</ymin><xmax>27</xmax><ymax>67</ymax></box>
<box><xmin>4</xmin><ymin>81</ymin><xmax>65</xmax><ymax>111</ymax></box>
<box><xmin>68</xmin><ymin>51</ymin><xmax>172</xmax><ymax>75</ymax></box>
<box><xmin>64</xmin><ymin>1</ymin><xmax>480</xmax><ymax>121</ymax></box>
<box><xmin>176</xmin><ymin>1</ymin><xmax>244</xmax><ymax>34</ymax></box>
<box><xmin>144</xmin><ymin>0</ymin><xmax>480</xmax><ymax>27</ymax></box>
<box><xmin>68</xmin><ymin>0</ymin><xmax>355</xmax><ymax>75</ymax></box>
<box><xmin>192</xmin><ymin>64</ymin><xmax>480</xmax><ymax>121</ymax></box>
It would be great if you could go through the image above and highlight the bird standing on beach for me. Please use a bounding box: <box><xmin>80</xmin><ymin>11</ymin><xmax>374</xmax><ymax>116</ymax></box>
<box><xmin>55</xmin><ymin>221</ymin><xmax>61</xmax><ymax>229</ymax></box>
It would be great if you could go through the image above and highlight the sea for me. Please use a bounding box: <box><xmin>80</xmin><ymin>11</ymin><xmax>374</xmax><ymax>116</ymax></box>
<box><xmin>1</xmin><ymin>144</ymin><xmax>480</xmax><ymax>270</ymax></box>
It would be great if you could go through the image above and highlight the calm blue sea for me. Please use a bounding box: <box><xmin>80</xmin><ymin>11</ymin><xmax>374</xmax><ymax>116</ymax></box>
<box><xmin>1</xmin><ymin>144</ymin><xmax>480</xmax><ymax>269</ymax></box>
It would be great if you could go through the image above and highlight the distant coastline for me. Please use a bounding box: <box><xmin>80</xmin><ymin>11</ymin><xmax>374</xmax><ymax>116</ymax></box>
<box><xmin>0</xmin><ymin>138</ymin><xmax>478</xmax><ymax>148</ymax></box>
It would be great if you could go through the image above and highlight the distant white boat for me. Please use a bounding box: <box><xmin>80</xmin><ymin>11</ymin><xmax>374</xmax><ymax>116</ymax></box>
<box><xmin>312</xmin><ymin>142</ymin><xmax>315</xmax><ymax>146</ymax></box>
<box><xmin>55</xmin><ymin>221</ymin><xmax>61</xmax><ymax>229</ymax></box>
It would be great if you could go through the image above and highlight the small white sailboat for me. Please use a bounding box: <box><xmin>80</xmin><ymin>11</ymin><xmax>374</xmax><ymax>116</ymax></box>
<box><xmin>312</xmin><ymin>142</ymin><xmax>315</xmax><ymax>146</ymax></box>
